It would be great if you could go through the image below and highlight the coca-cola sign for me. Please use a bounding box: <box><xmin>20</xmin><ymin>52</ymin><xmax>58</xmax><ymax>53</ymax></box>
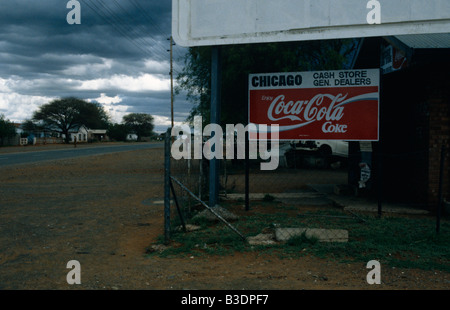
<box><xmin>249</xmin><ymin>69</ymin><xmax>379</xmax><ymax>141</ymax></box>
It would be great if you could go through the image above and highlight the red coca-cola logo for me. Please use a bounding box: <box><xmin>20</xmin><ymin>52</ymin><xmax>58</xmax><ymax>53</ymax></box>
<box><xmin>249</xmin><ymin>86</ymin><xmax>379</xmax><ymax>140</ymax></box>
<box><xmin>267</xmin><ymin>93</ymin><xmax>346</xmax><ymax>123</ymax></box>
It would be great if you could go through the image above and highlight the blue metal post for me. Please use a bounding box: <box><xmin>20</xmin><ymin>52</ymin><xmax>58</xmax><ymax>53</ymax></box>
<box><xmin>209</xmin><ymin>46</ymin><xmax>221</xmax><ymax>207</ymax></box>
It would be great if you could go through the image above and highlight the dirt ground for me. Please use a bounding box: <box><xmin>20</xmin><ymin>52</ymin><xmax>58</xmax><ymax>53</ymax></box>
<box><xmin>0</xmin><ymin>143</ymin><xmax>449</xmax><ymax>291</ymax></box>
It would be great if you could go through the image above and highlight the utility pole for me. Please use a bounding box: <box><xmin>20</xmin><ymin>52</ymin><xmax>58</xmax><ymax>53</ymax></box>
<box><xmin>168</xmin><ymin>36</ymin><xmax>174</xmax><ymax>129</ymax></box>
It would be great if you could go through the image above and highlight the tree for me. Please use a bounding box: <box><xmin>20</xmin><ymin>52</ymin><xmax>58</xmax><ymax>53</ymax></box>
<box><xmin>21</xmin><ymin>119</ymin><xmax>42</xmax><ymax>137</ymax></box>
<box><xmin>176</xmin><ymin>39</ymin><xmax>358</xmax><ymax>126</ymax></box>
<box><xmin>0</xmin><ymin>114</ymin><xmax>16</xmax><ymax>145</ymax></box>
<box><xmin>22</xmin><ymin>119</ymin><xmax>38</xmax><ymax>133</ymax></box>
<box><xmin>122</xmin><ymin>113</ymin><xmax>154</xmax><ymax>141</ymax></box>
<box><xmin>32</xmin><ymin>97</ymin><xmax>110</xmax><ymax>143</ymax></box>
<box><xmin>107</xmin><ymin>123</ymin><xmax>130</xmax><ymax>142</ymax></box>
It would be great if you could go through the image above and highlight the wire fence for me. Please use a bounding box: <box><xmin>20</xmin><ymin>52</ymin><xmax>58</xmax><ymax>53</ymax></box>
<box><xmin>163</xmin><ymin>129</ymin><xmax>449</xmax><ymax>248</ymax></box>
<box><xmin>166</xmin><ymin>131</ymin><xmax>354</xmax><ymax>246</ymax></box>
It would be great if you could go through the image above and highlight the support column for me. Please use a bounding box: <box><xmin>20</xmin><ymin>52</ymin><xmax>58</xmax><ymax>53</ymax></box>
<box><xmin>209</xmin><ymin>46</ymin><xmax>222</xmax><ymax>207</ymax></box>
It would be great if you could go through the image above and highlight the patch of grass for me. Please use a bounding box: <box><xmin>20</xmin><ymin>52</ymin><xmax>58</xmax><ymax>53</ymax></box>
<box><xmin>151</xmin><ymin>203</ymin><xmax>450</xmax><ymax>272</ymax></box>
<box><xmin>152</xmin><ymin>223</ymin><xmax>248</xmax><ymax>258</ymax></box>
<box><xmin>308</xmin><ymin>215</ymin><xmax>450</xmax><ymax>271</ymax></box>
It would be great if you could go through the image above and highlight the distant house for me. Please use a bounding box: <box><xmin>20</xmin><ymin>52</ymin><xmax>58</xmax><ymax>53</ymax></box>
<box><xmin>65</xmin><ymin>125</ymin><xmax>108</xmax><ymax>143</ymax></box>
<box><xmin>88</xmin><ymin>129</ymin><xmax>108</xmax><ymax>142</ymax></box>
<box><xmin>68</xmin><ymin>125</ymin><xmax>89</xmax><ymax>143</ymax></box>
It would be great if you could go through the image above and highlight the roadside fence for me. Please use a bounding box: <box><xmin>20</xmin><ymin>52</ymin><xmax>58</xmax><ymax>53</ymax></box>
<box><xmin>163</xmin><ymin>129</ymin><xmax>448</xmax><ymax>247</ymax></box>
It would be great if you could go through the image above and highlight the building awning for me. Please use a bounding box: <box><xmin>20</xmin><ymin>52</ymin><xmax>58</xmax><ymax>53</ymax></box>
<box><xmin>390</xmin><ymin>33</ymin><xmax>450</xmax><ymax>49</ymax></box>
<box><xmin>352</xmin><ymin>33</ymin><xmax>450</xmax><ymax>71</ymax></box>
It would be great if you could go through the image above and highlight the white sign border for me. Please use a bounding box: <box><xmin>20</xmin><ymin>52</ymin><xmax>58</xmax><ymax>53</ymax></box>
<box><xmin>172</xmin><ymin>0</ymin><xmax>450</xmax><ymax>47</ymax></box>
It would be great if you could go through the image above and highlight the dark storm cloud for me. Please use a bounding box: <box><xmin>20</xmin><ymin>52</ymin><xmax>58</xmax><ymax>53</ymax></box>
<box><xmin>0</xmin><ymin>0</ymin><xmax>172</xmax><ymax>71</ymax></box>
<box><xmin>0</xmin><ymin>0</ymin><xmax>190</xmax><ymax>130</ymax></box>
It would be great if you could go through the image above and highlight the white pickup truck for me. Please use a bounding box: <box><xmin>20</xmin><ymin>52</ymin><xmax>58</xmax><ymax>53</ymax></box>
<box><xmin>314</xmin><ymin>140</ymin><xmax>349</xmax><ymax>158</ymax></box>
<box><xmin>279</xmin><ymin>140</ymin><xmax>348</xmax><ymax>168</ymax></box>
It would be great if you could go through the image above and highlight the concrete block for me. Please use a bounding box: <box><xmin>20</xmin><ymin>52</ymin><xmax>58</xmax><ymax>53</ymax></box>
<box><xmin>305</xmin><ymin>228</ymin><xmax>348</xmax><ymax>242</ymax></box>
<box><xmin>247</xmin><ymin>233</ymin><xmax>276</xmax><ymax>245</ymax></box>
<box><xmin>175</xmin><ymin>224</ymin><xmax>201</xmax><ymax>232</ymax></box>
<box><xmin>221</xmin><ymin>192</ymin><xmax>324</xmax><ymax>201</ymax></box>
<box><xmin>275</xmin><ymin>227</ymin><xmax>348</xmax><ymax>243</ymax></box>
<box><xmin>275</xmin><ymin>228</ymin><xmax>307</xmax><ymax>241</ymax></box>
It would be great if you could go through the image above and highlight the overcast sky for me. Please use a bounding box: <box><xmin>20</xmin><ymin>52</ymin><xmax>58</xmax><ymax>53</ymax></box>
<box><xmin>0</xmin><ymin>0</ymin><xmax>190</xmax><ymax>133</ymax></box>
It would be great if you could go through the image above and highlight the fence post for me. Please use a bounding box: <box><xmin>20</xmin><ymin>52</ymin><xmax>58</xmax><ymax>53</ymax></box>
<box><xmin>436</xmin><ymin>143</ymin><xmax>446</xmax><ymax>233</ymax></box>
<box><xmin>377</xmin><ymin>69</ymin><xmax>383</xmax><ymax>218</ymax></box>
<box><xmin>164</xmin><ymin>128</ymin><xmax>171</xmax><ymax>244</ymax></box>
<box><xmin>245</xmin><ymin>129</ymin><xmax>249</xmax><ymax>211</ymax></box>
<box><xmin>377</xmin><ymin>145</ymin><xmax>382</xmax><ymax>218</ymax></box>
<box><xmin>199</xmin><ymin>155</ymin><xmax>203</xmax><ymax>201</ymax></box>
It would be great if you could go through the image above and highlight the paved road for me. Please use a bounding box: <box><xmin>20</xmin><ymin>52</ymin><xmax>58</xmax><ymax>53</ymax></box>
<box><xmin>0</xmin><ymin>143</ymin><xmax>163</xmax><ymax>167</ymax></box>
